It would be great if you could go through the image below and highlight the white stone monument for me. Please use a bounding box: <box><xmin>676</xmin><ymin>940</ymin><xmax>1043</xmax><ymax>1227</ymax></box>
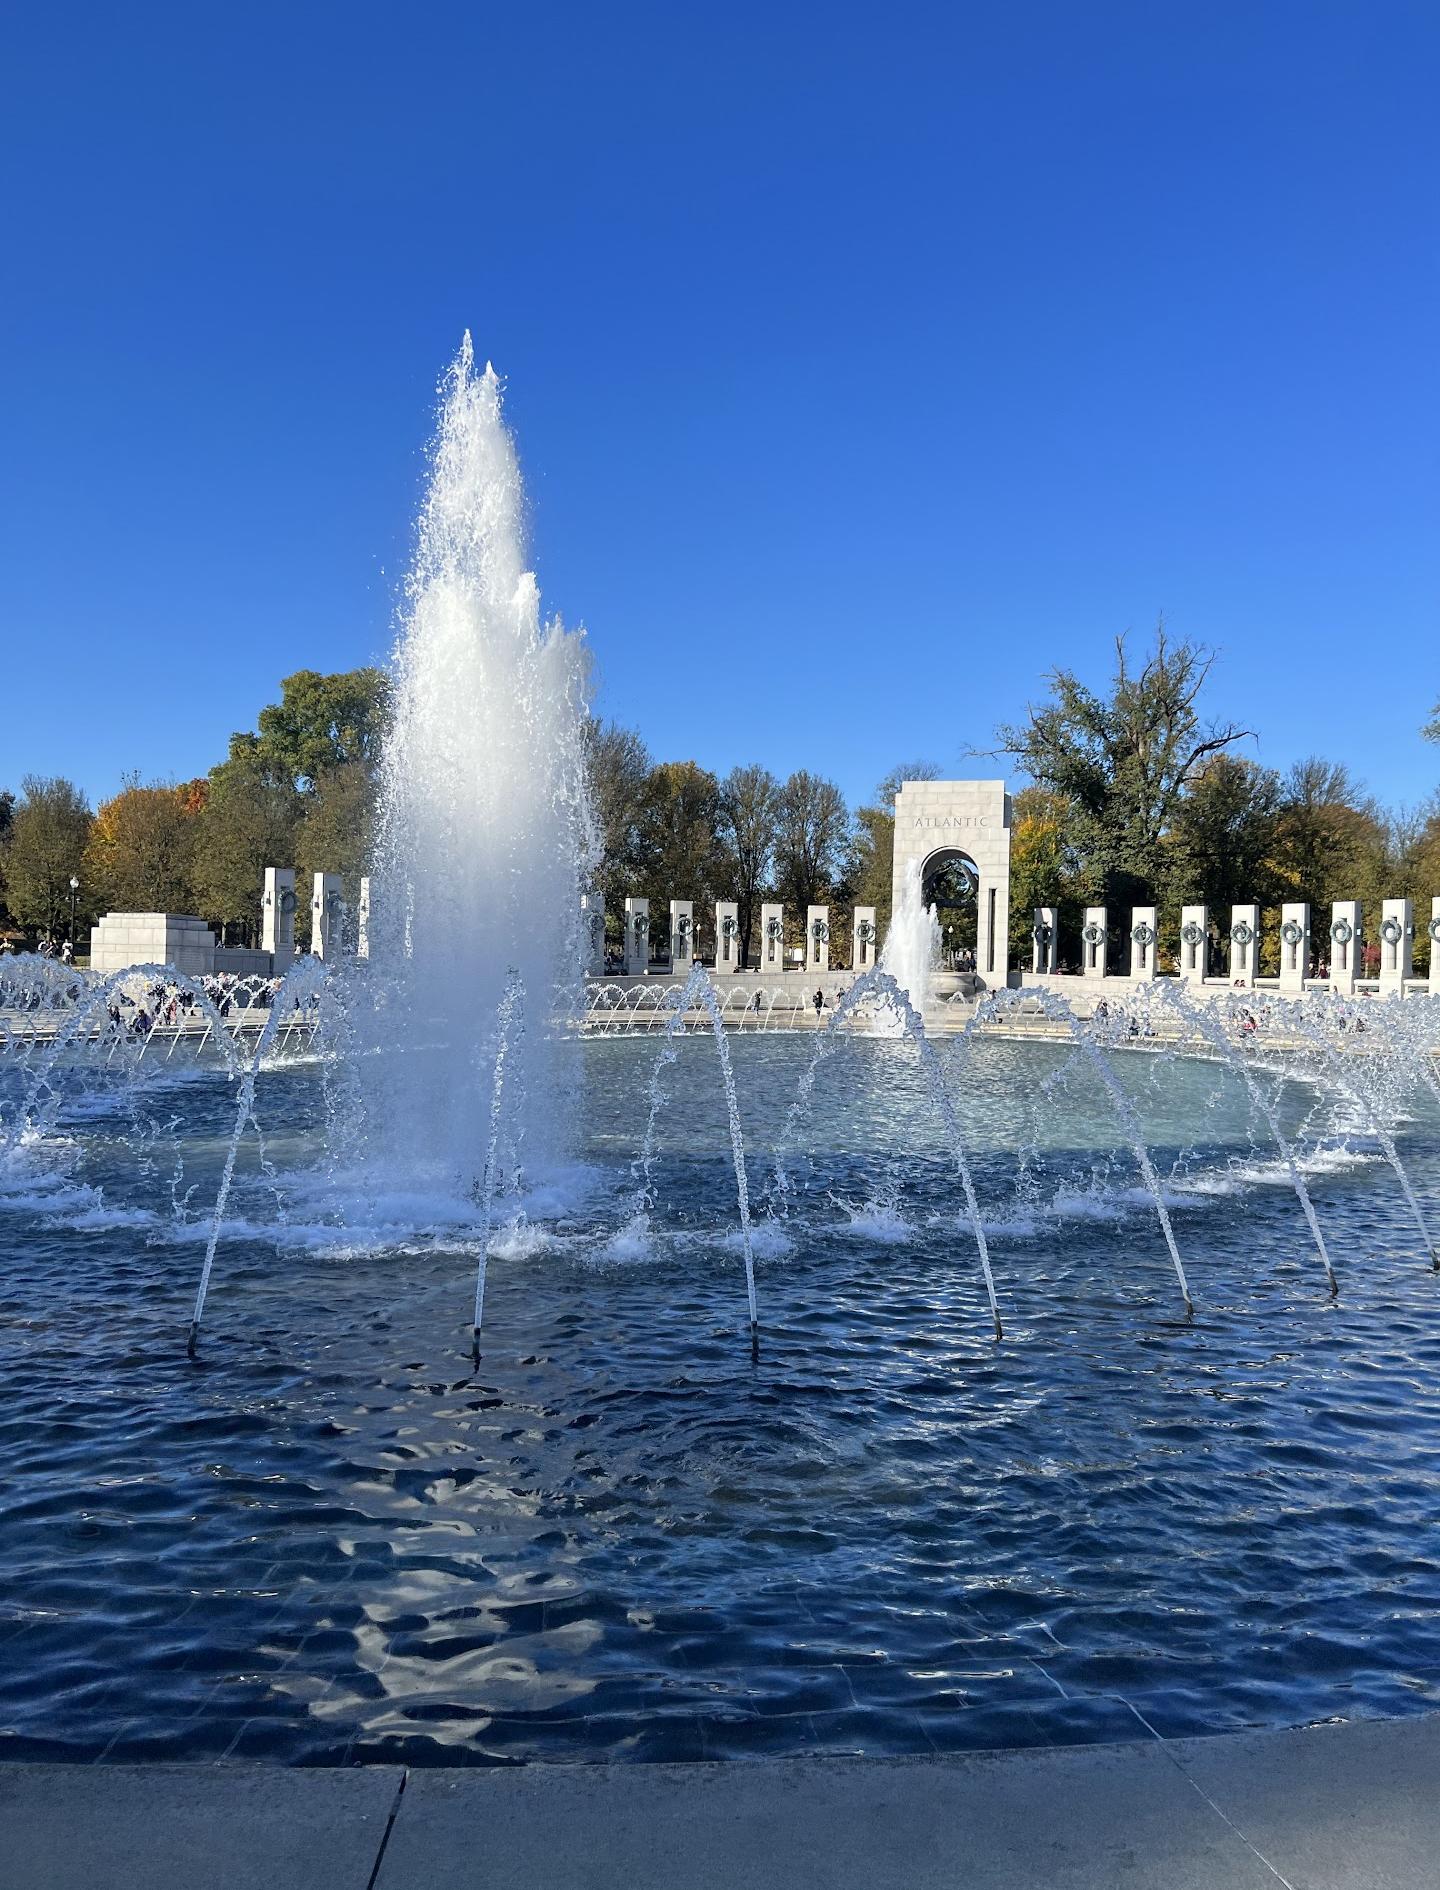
<box><xmin>1330</xmin><ymin>901</ymin><xmax>1362</xmax><ymax>994</ymax></box>
<box><xmin>356</xmin><ymin>877</ymin><xmax>371</xmax><ymax>960</ymax></box>
<box><xmin>1032</xmin><ymin>906</ymin><xmax>1058</xmax><ymax>976</ymax></box>
<box><xmin>760</xmin><ymin>902</ymin><xmax>785</xmax><ymax>975</ymax></box>
<box><xmin>261</xmin><ymin>867</ymin><xmax>297</xmax><ymax>967</ymax></box>
<box><xmin>1278</xmin><ymin>902</ymin><xmax>1309</xmax><ymax>992</ymax></box>
<box><xmin>1228</xmin><ymin>903</ymin><xmax>1259</xmax><ymax>987</ymax></box>
<box><xmin>1128</xmin><ymin>906</ymin><xmax>1158</xmax><ymax>980</ymax></box>
<box><xmin>581</xmin><ymin>893</ymin><xmax>606</xmax><ymax>976</ymax></box>
<box><xmin>624</xmin><ymin>897</ymin><xmax>650</xmax><ymax>976</ymax></box>
<box><xmin>669</xmin><ymin>899</ymin><xmax>694</xmax><ymax>974</ymax></box>
<box><xmin>892</xmin><ymin>779</ymin><xmax>1010</xmax><ymax>988</ymax></box>
<box><xmin>714</xmin><ymin>900</ymin><xmax>740</xmax><ymax>975</ymax></box>
<box><xmin>1179</xmin><ymin>904</ymin><xmax>1208</xmax><ymax>980</ymax></box>
<box><xmin>1081</xmin><ymin>907</ymin><xmax>1108</xmax><ymax>979</ymax></box>
<box><xmin>310</xmin><ymin>873</ymin><xmax>344</xmax><ymax>959</ymax></box>
<box><xmin>852</xmin><ymin>906</ymin><xmax>878</xmax><ymax>973</ymax></box>
<box><xmin>89</xmin><ymin>914</ymin><xmax>218</xmax><ymax>976</ymax></box>
<box><xmin>806</xmin><ymin>906</ymin><xmax>829</xmax><ymax>973</ymax></box>
<box><xmin>1379</xmin><ymin>897</ymin><xmax>1413</xmax><ymax>993</ymax></box>
<box><xmin>1430</xmin><ymin>897</ymin><xmax>1440</xmax><ymax>997</ymax></box>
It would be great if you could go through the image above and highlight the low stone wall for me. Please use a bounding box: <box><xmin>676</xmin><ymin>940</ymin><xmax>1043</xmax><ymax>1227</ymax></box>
<box><xmin>1017</xmin><ymin>970</ymin><xmax>1426</xmax><ymax>1014</ymax></box>
<box><xmin>89</xmin><ymin>914</ymin><xmax>218</xmax><ymax>977</ymax></box>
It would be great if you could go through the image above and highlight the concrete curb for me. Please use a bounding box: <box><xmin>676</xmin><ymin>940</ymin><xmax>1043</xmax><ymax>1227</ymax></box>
<box><xmin>3</xmin><ymin>1712</ymin><xmax>1439</xmax><ymax>1888</ymax></box>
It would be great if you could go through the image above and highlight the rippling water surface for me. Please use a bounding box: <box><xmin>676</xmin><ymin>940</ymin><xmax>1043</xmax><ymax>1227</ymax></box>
<box><xmin>3</xmin><ymin>1031</ymin><xmax>1440</xmax><ymax>1765</ymax></box>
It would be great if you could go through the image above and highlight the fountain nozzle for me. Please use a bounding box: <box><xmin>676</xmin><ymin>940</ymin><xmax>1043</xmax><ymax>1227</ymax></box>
<box><xmin>185</xmin><ymin>1320</ymin><xmax>199</xmax><ymax>1360</ymax></box>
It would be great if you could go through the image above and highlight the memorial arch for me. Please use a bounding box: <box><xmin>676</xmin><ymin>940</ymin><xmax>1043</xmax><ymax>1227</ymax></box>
<box><xmin>892</xmin><ymin>779</ymin><xmax>1012</xmax><ymax>984</ymax></box>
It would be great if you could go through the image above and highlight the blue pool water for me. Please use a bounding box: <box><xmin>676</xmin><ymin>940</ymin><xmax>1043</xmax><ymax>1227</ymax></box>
<box><xmin>2</xmin><ymin>1033</ymin><xmax>1440</xmax><ymax>1765</ymax></box>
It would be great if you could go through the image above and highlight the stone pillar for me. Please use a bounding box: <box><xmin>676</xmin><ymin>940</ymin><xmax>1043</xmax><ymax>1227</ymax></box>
<box><xmin>1129</xmin><ymin>906</ymin><xmax>1158</xmax><ymax>980</ymax></box>
<box><xmin>1081</xmin><ymin>907</ymin><xmax>1108</xmax><ymax>979</ymax></box>
<box><xmin>1228</xmin><ymin>904</ymin><xmax>1259</xmax><ymax>986</ymax></box>
<box><xmin>261</xmin><ymin>867</ymin><xmax>297</xmax><ymax>967</ymax></box>
<box><xmin>356</xmin><ymin>877</ymin><xmax>371</xmax><ymax>960</ymax></box>
<box><xmin>1032</xmin><ymin>906</ymin><xmax>1058</xmax><ymax>976</ymax></box>
<box><xmin>623</xmin><ymin>897</ymin><xmax>650</xmax><ymax>976</ymax></box>
<box><xmin>852</xmin><ymin>907</ymin><xmax>878</xmax><ymax>973</ymax></box>
<box><xmin>1379</xmin><ymin>897</ymin><xmax>1414</xmax><ymax>994</ymax></box>
<box><xmin>1429</xmin><ymin>897</ymin><xmax>1440</xmax><ymax>997</ymax></box>
<box><xmin>310</xmin><ymin>872</ymin><xmax>344</xmax><ymax>959</ymax></box>
<box><xmin>806</xmin><ymin>905</ymin><xmax>829</xmax><ymax>974</ymax></box>
<box><xmin>714</xmin><ymin>901</ymin><xmax>740</xmax><ymax>975</ymax></box>
<box><xmin>1179</xmin><ymin>904</ymin><xmax>1208</xmax><ymax>980</ymax></box>
<box><xmin>1330</xmin><ymin>901</ymin><xmax>1362</xmax><ymax>994</ymax></box>
<box><xmin>581</xmin><ymin>893</ymin><xmax>606</xmax><ymax>976</ymax></box>
<box><xmin>760</xmin><ymin>902</ymin><xmax>785</xmax><ymax>975</ymax></box>
<box><xmin>1278</xmin><ymin>902</ymin><xmax>1309</xmax><ymax>992</ymax></box>
<box><xmin>669</xmin><ymin>899</ymin><xmax>694</xmax><ymax>975</ymax></box>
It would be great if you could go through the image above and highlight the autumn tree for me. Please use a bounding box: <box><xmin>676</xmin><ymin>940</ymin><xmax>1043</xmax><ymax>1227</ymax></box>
<box><xmin>84</xmin><ymin>774</ymin><xmax>204</xmax><ymax>915</ymax></box>
<box><xmin>1007</xmin><ymin>785</ymin><xmax>1079</xmax><ymax>963</ymax></box>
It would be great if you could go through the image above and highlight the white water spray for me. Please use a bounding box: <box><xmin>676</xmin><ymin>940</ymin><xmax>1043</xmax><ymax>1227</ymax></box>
<box><xmin>346</xmin><ymin>336</ymin><xmax>595</xmax><ymax>1200</ymax></box>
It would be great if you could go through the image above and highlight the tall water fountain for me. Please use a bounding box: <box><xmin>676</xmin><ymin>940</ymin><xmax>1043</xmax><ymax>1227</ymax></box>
<box><xmin>878</xmin><ymin>856</ymin><xmax>940</xmax><ymax>1015</ymax></box>
<box><xmin>338</xmin><ymin>336</ymin><xmax>595</xmax><ymax>1199</ymax></box>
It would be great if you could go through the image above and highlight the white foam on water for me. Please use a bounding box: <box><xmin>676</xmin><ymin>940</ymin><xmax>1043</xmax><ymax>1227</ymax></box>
<box><xmin>832</xmin><ymin>1197</ymin><xmax>916</xmax><ymax>1244</ymax></box>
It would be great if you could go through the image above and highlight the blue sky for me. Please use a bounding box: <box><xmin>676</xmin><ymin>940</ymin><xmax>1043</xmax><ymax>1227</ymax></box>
<box><xmin>2</xmin><ymin>3</ymin><xmax>1436</xmax><ymax>815</ymax></box>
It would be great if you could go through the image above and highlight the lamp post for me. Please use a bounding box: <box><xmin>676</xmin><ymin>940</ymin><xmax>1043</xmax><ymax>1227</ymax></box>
<box><xmin>68</xmin><ymin>875</ymin><xmax>79</xmax><ymax>944</ymax></box>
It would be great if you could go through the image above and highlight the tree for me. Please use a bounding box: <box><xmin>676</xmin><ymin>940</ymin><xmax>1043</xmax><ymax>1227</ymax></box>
<box><xmin>0</xmin><ymin>790</ymin><xmax>15</xmax><ymax>930</ymax></box>
<box><xmin>253</xmin><ymin>668</ymin><xmax>392</xmax><ymax>788</ymax></box>
<box><xmin>191</xmin><ymin>740</ymin><xmax>301</xmax><ymax>945</ymax></box>
<box><xmin>585</xmin><ymin>720</ymin><xmax>652</xmax><ymax>939</ymax></box>
<box><xmin>2</xmin><ymin>776</ymin><xmax>94</xmax><ymax>940</ymax></box>
<box><xmin>774</xmin><ymin>770</ymin><xmax>849</xmax><ymax>921</ymax></box>
<box><xmin>1008</xmin><ymin>785</ymin><xmax>1079</xmax><ymax>964</ymax></box>
<box><xmin>295</xmin><ymin>761</ymin><xmax>377</xmax><ymax>915</ymax></box>
<box><xmin>84</xmin><ymin>774</ymin><xmax>204</xmax><ymax>915</ymax></box>
<box><xmin>1165</xmin><ymin>755</ymin><xmax>1283</xmax><ymax>919</ymax></box>
<box><xmin>717</xmin><ymin>764</ymin><xmax>781</xmax><ymax>967</ymax></box>
<box><xmin>994</xmin><ymin>625</ymin><xmax>1251</xmax><ymax>905</ymax></box>
<box><xmin>873</xmin><ymin>760</ymin><xmax>943</xmax><ymax>811</ymax></box>
<box><xmin>635</xmin><ymin>761</ymin><xmax>727</xmax><ymax>952</ymax></box>
<box><xmin>192</xmin><ymin>669</ymin><xmax>391</xmax><ymax>943</ymax></box>
<box><xmin>1269</xmin><ymin>758</ymin><xmax>1385</xmax><ymax>920</ymax></box>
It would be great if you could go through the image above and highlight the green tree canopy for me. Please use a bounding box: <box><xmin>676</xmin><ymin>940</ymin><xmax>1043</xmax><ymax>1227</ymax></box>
<box><xmin>2</xmin><ymin>776</ymin><xmax>95</xmax><ymax>940</ymax></box>
<box><xmin>250</xmin><ymin>668</ymin><xmax>392</xmax><ymax>789</ymax></box>
<box><xmin>774</xmin><ymin>770</ymin><xmax>850</xmax><ymax>921</ymax></box>
<box><xmin>995</xmin><ymin>626</ymin><xmax>1251</xmax><ymax>907</ymax></box>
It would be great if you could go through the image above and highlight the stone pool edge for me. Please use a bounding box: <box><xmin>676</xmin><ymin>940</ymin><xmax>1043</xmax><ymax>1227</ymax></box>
<box><xmin>3</xmin><ymin>1709</ymin><xmax>1439</xmax><ymax>1888</ymax></box>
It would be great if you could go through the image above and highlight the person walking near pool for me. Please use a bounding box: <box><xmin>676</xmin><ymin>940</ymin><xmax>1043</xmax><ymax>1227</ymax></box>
<box><xmin>813</xmin><ymin>988</ymin><xmax>824</xmax><ymax>1021</ymax></box>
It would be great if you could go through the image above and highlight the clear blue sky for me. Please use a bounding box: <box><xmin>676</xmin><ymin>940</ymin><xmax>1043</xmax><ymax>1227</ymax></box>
<box><xmin>2</xmin><ymin>3</ymin><xmax>1436</xmax><ymax>815</ymax></box>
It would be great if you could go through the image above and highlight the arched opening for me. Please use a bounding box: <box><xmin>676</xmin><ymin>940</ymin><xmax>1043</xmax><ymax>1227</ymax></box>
<box><xmin>921</xmin><ymin>847</ymin><xmax>979</xmax><ymax>965</ymax></box>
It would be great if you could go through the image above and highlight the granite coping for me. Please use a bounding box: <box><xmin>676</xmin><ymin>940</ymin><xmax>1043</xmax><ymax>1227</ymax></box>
<box><xmin>4</xmin><ymin>1714</ymin><xmax>1440</xmax><ymax>1888</ymax></box>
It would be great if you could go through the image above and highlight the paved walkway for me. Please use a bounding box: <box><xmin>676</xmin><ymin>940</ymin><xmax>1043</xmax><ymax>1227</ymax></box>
<box><xmin>4</xmin><ymin>1713</ymin><xmax>1436</xmax><ymax>1888</ymax></box>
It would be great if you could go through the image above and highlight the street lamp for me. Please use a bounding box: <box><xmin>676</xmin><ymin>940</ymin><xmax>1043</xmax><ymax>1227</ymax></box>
<box><xmin>68</xmin><ymin>875</ymin><xmax>79</xmax><ymax>944</ymax></box>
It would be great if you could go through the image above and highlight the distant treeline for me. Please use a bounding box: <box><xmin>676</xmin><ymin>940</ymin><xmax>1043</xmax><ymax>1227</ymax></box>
<box><xmin>3</xmin><ymin>628</ymin><xmax>1436</xmax><ymax>972</ymax></box>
